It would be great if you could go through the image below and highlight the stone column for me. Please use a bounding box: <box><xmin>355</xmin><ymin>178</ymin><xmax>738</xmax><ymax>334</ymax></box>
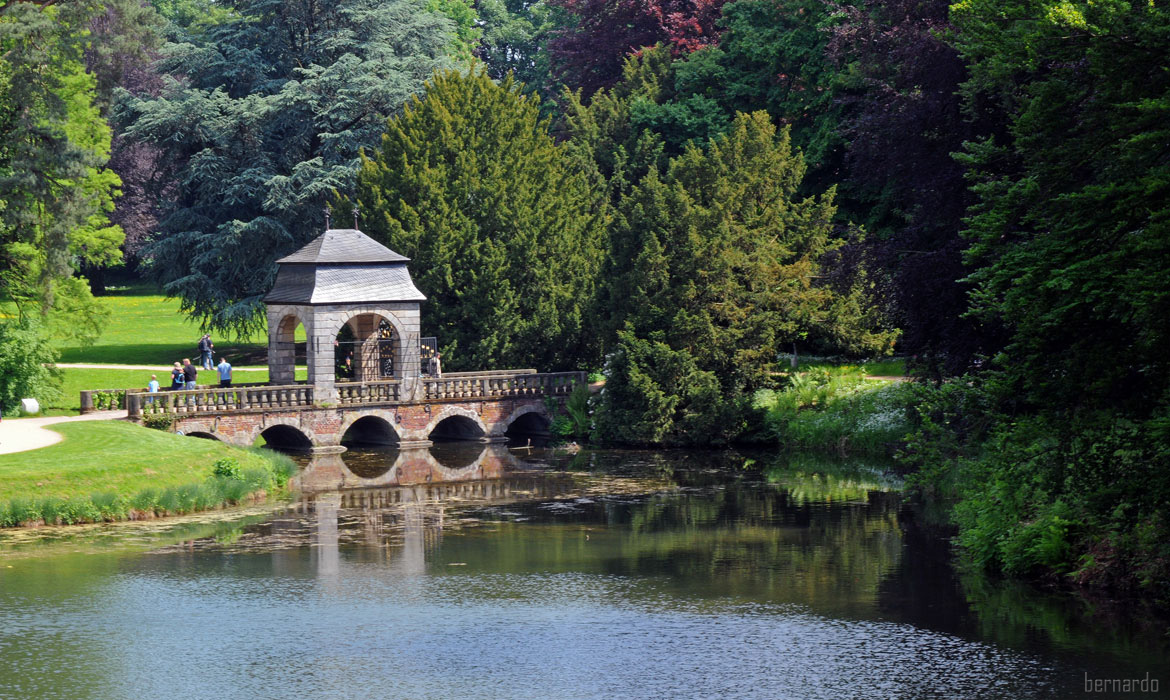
<box><xmin>267</xmin><ymin>305</ymin><xmax>298</xmax><ymax>385</ymax></box>
<box><xmin>308</xmin><ymin>309</ymin><xmax>338</xmax><ymax>403</ymax></box>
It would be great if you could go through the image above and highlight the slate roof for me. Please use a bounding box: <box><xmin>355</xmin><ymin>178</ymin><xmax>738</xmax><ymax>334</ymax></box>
<box><xmin>264</xmin><ymin>229</ymin><xmax>426</xmax><ymax>304</ymax></box>
<box><xmin>276</xmin><ymin>228</ymin><xmax>409</xmax><ymax>264</ymax></box>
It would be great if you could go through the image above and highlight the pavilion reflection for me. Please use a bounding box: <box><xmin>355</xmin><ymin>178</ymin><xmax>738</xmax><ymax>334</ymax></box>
<box><xmin>288</xmin><ymin>443</ymin><xmax>576</xmax><ymax>578</ymax></box>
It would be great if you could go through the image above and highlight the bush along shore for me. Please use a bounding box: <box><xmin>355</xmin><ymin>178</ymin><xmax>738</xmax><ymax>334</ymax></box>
<box><xmin>588</xmin><ymin>359</ymin><xmax>1169</xmax><ymax>601</ymax></box>
<box><xmin>0</xmin><ymin>421</ymin><xmax>297</xmax><ymax>528</ymax></box>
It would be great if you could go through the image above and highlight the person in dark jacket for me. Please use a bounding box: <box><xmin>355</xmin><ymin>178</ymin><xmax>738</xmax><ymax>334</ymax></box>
<box><xmin>182</xmin><ymin>358</ymin><xmax>198</xmax><ymax>389</ymax></box>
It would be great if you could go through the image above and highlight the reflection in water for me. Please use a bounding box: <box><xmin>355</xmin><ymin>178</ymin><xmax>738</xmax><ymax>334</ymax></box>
<box><xmin>292</xmin><ymin>442</ymin><xmax>520</xmax><ymax>492</ymax></box>
<box><xmin>1</xmin><ymin>450</ymin><xmax>1168</xmax><ymax>699</ymax></box>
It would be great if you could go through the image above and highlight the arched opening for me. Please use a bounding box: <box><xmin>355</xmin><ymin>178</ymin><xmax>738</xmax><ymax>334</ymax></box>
<box><xmin>341</xmin><ymin>416</ymin><xmax>400</xmax><ymax>447</ymax></box>
<box><xmin>335</xmin><ymin>314</ymin><xmax>397</xmax><ymax>383</ymax></box>
<box><xmin>271</xmin><ymin>314</ymin><xmax>307</xmax><ymax>383</ymax></box>
<box><xmin>505</xmin><ymin>411</ymin><xmax>551</xmax><ymax>439</ymax></box>
<box><xmin>428</xmin><ymin>442</ymin><xmax>485</xmax><ymax>471</ymax></box>
<box><xmin>429</xmin><ymin>415</ymin><xmax>486</xmax><ymax>442</ymax></box>
<box><xmin>184</xmin><ymin>431</ymin><xmax>221</xmax><ymax>442</ymax></box>
<box><xmin>259</xmin><ymin>424</ymin><xmax>313</xmax><ymax>452</ymax></box>
<box><xmin>338</xmin><ymin>451</ymin><xmax>395</xmax><ymax>479</ymax></box>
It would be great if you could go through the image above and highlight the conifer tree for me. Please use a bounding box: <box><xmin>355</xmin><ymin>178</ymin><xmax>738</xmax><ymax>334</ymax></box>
<box><xmin>594</xmin><ymin>112</ymin><xmax>896</xmax><ymax>444</ymax></box>
<box><xmin>117</xmin><ymin>0</ymin><xmax>457</xmax><ymax>335</ymax></box>
<box><xmin>351</xmin><ymin>66</ymin><xmax>605</xmax><ymax>371</ymax></box>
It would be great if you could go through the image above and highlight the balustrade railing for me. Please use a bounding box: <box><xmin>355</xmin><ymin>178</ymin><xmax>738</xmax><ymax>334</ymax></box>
<box><xmin>119</xmin><ymin>371</ymin><xmax>585</xmax><ymax>418</ymax></box>
<box><xmin>127</xmin><ymin>384</ymin><xmax>313</xmax><ymax>418</ymax></box>
<box><xmin>423</xmin><ymin>371</ymin><xmax>585</xmax><ymax>401</ymax></box>
<box><xmin>337</xmin><ymin>380</ymin><xmax>401</xmax><ymax>405</ymax></box>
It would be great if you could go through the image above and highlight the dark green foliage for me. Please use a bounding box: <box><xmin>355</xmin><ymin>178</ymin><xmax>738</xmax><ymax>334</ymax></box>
<box><xmin>0</xmin><ymin>316</ymin><xmax>62</xmax><ymax>414</ymax></box>
<box><xmin>593</xmin><ymin>112</ymin><xmax>895</xmax><ymax>445</ymax></box>
<box><xmin>476</xmin><ymin>0</ymin><xmax>556</xmax><ymax>98</ymax></box>
<box><xmin>212</xmin><ymin>457</ymin><xmax>243</xmax><ymax>480</ymax></box>
<box><xmin>351</xmin><ymin>66</ymin><xmax>605</xmax><ymax>371</ymax></box>
<box><xmin>954</xmin><ymin>0</ymin><xmax>1170</xmax><ymax>417</ymax></box>
<box><xmin>902</xmin><ymin>379</ymin><xmax>1170</xmax><ymax>598</ymax></box>
<box><xmin>882</xmin><ymin>0</ymin><xmax>1170</xmax><ymax>593</ymax></box>
<box><xmin>117</xmin><ymin>0</ymin><xmax>458</xmax><ymax>336</ymax></box>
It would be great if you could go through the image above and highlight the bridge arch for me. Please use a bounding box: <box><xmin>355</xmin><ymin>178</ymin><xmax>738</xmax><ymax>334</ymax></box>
<box><xmin>339</xmin><ymin>410</ymin><xmax>401</xmax><ymax>447</ymax></box>
<box><xmin>328</xmin><ymin>308</ymin><xmax>410</xmax><ymax>382</ymax></box>
<box><xmin>183</xmin><ymin>430</ymin><xmax>225</xmax><ymax>442</ymax></box>
<box><xmin>426</xmin><ymin>406</ymin><xmax>488</xmax><ymax>441</ymax></box>
<box><xmin>252</xmin><ymin>418</ymin><xmax>317</xmax><ymax>452</ymax></box>
<box><xmin>503</xmin><ymin>404</ymin><xmax>552</xmax><ymax>439</ymax></box>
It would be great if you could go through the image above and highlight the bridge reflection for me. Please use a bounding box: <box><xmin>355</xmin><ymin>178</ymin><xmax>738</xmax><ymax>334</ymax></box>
<box><xmin>291</xmin><ymin>442</ymin><xmax>550</xmax><ymax>493</ymax></box>
<box><xmin>286</xmin><ymin>445</ymin><xmax>576</xmax><ymax>579</ymax></box>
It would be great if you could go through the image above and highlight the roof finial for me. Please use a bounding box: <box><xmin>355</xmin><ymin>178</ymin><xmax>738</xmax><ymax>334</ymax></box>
<box><xmin>323</xmin><ymin>207</ymin><xmax>331</xmax><ymax>231</ymax></box>
<box><xmin>353</xmin><ymin>203</ymin><xmax>361</xmax><ymax>230</ymax></box>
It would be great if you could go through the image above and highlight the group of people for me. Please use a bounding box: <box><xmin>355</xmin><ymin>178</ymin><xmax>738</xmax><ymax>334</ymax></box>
<box><xmin>144</xmin><ymin>335</ymin><xmax>234</xmax><ymax>394</ymax></box>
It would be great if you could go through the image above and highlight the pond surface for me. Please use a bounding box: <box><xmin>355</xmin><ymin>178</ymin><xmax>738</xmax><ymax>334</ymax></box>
<box><xmin>1</xmin><ymin>445</ymin><xmax>1167</xmax><ymax>699</ymax></box>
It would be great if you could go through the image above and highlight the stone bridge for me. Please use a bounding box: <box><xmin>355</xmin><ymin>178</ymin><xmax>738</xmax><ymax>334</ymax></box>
<box><xmin>127</xmin><ymin>370</ymin><xmax>583</xmax><ymax>452</ymax></box>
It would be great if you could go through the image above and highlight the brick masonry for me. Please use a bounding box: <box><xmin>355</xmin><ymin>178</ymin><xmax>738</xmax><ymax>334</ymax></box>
<box><xmin>171</xmin><ymin>396</ymin><xmax>557</xmax><ymax>449</ymax></box>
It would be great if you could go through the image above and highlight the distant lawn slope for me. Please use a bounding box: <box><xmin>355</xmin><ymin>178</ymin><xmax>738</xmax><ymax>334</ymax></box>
<box><xmin>0</xmin><ymin>421</ymin><xmax>296</xmax><ymax>527</ymax></box>
<box><xmin>52</xmin><ymin>285</ymin><xmax>305</xmax><ymax>366</ymax></box>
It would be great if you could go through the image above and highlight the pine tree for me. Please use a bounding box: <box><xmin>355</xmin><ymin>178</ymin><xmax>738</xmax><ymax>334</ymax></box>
<box><xmin>350</xmin><ymin>66</ymin><xmax>606</xmax><ymax>371</ymax></box>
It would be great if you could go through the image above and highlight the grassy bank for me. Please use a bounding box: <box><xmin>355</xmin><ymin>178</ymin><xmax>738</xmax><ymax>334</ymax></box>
<box><xmin>0</xmin><ymin>421</ymin><xmax>296</xmax><ymax>527</ymax></box>
<box><xmin>752</xmin><ymin>366</ymin><xmax>915</xmax><ymax>455</ymax></box>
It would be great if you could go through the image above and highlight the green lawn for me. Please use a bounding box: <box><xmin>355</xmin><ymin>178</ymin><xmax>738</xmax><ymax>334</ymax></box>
<box><xmin>0</xmin><ymin>421</ymin><xmax>273</xmax><ymax>502</ymax></box>
<box><xmin>793</xmin><ymin>357</ymin><xmax>907</xmax><ymax>377</ymax></box>
<box><xmin>0</xmin><ymin>421</ymin><xmax>298</xmax><ymax>527</ymax></box>
<box><xmin>51</xmin><ymin>284</ymin><xmax>305</xmax><ymax>365</ymax></box>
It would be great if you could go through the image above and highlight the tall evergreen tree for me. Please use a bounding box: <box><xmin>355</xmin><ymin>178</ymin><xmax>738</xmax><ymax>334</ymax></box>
<box><xmin>351</xmin><ymin>66</ymin><xmax>605</xmax><ymax>371</ymax></box>
<box><xmin>116</xmin><ymin>0</ymin><xmax>457</xmax><ymax>335</ymax></box>
<box><xmin>594</xmin><ymin>112</ymin><xmax>895</xmax><ymax>444</ymax></box>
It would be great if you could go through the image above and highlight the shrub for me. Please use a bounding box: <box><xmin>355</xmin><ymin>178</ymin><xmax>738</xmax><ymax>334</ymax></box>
<box><xmin>143</xmin><ymin>413</ymin><xmax>174</xmax><ymax>431</ymax></box>
<box><xmin>212</xmin><ymin>458</ymin><xmax>243</xmax><ymax>480</ymax></box>
<box><xmin>0</xmin><ymin>316</ymin><xmax>61</xmax><ymax>414</ymax></box>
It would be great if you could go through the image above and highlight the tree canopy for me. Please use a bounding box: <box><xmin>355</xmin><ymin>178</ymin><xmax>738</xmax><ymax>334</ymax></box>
<box><xmin>116</xmin><ymin>0</ymin><xmax>458</xmax><ymax>335</ymax></box>
<box><xmin>0</xmin><ymin>1</ymin><xmax>121</xmax><ymax>338</ymax></box>
<box><xmin>351</xmin><ymin>66</ymin><xmax>605</xmax><ymax>371</ymax></box>
<box><xmin>593</xmin><ymin>112</ymin><xmax>896</xmax><ymax>444</ymax></box>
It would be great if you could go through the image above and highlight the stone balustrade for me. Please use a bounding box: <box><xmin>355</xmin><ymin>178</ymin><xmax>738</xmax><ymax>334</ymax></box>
<box><xmin>121</xmin><ymin>371</ymin><xmax>585</xmax><ymax>418</ymax></box>
<box><xmin>422</xmin><ymin>371</ymin><xmax>585</xmax><ymax>401</ymax></box>
<box><xmin>337</xmin><ymin>380</ymin><xmax>401</xmax><ymax>405</ymax></box>
<box><xmin>128</xmin><ymin>384</ymin><xmax>314</xmax><ymax>418</ymax></box>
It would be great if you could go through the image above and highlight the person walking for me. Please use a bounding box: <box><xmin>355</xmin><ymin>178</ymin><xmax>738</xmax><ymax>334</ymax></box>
<box><xmin>197</xmin><ymin>334</ymin><xmax>214</xmax><ymax>370</ymax></box>
<box><xmin>216</xmin><ymin>357</ymin><xmax>233</xmax><ymax>387</ymax></box>
<box><xmin>182</xmin><ymin>358</ymin><xmax>198</xmax><ymax>389</ymax></box>
<box><xmin>170</xmin><ymin>362</ymin><xmax>185</xmax><ymax>390</ymax></box>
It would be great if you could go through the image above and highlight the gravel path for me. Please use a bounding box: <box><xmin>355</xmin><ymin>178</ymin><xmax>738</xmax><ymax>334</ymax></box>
<box><xmin>0</xmin><ymin>411</ymin><xmax>125</xmax><ymax>455</ymax></box>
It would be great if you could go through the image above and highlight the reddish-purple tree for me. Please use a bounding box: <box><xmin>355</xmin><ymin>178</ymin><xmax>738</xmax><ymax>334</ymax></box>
<box><xmin>84</xmin><ymin>0</ymin><xmax>166</xmax><ymax>280</ymax></box>
<box><xmin>548</xmin><ymin>0</ymin><xmax>728</xmax><ymax>96</ymax></box>
<box><xmin>827</xmin><ymin>0</ymin><xmax>1007</xmax><ymax>376</ymax></box>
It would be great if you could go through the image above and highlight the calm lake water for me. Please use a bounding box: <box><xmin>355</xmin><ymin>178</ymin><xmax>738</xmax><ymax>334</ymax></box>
<box><xmin>1</xmin><ymin>444</ymin><xmax>1167</xmax><ymax>699</ymax></box>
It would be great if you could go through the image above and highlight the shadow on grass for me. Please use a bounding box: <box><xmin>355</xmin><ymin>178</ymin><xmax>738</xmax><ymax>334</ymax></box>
<box><xmin>58</xmin><ymin>343</ymin><xmax>270</xmax><ymax>366</ymax></box>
